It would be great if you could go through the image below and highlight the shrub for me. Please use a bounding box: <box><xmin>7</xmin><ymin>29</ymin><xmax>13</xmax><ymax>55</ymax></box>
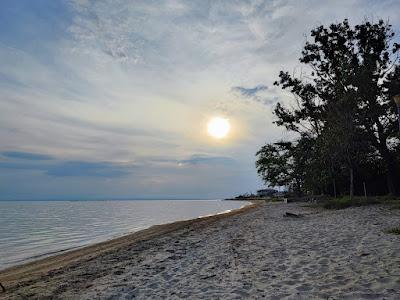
<box><xmin>386</xmin><ymin>227</ymin><xmax>400</xmax><ymax>235</ymax></box>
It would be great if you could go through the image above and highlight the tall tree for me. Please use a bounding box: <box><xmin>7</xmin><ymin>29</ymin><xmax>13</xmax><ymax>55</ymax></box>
<box><xmin>272</xmin><ymin>19</ymin><xmax>400</xmax><ymax>195</ymax></box>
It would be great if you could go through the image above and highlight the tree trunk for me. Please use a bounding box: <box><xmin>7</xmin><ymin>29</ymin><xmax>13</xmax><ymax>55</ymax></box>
<box><xmin>386</xmin><ymin>160</ymin><xmax>399</xmax><ymax>195</ymax></box>
<box><xmin>349</xmin><ymin>167</ymin><xmax>354</xmax><ymax>199</ymax></box>
<box><xmin>332</xmin><ymin>178</ymin><xmax>337</xmax><ymax>198</ymax></box>
<box><xmin>372</xmin><ymin>120</ymin><xmax>399</xmax><ymax>195</ymax></box>
<box><xmin>379</xmin><ymin>147</ymin><xmax>399</xmax><ymax>195</ymax></box>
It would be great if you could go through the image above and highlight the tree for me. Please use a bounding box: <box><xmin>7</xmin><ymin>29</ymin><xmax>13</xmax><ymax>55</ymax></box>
<box><xmin>275</xmin><ymin>19</ymin><xmax>400</xmax><ymax>195</ymax></box>
<box><xmin>258</xmin><ymin>19</ymin><xmax>400</xmax><ymax>196</ymax></box>
<box><xmin>255</xmin><ymin>142</ymin><xmax>295</xmax><ymax>189</ymax></box>
<box><xmin>255</xmin><ymin>137</ymin><xmax>329</xmax><ymax>196</ymax></box>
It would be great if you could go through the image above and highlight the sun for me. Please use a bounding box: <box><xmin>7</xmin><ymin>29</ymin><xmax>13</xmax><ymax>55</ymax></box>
<box><xmin>207</xmin><ymin>117</ymin><xmax>231</xmax><ymax>139</ymax></box>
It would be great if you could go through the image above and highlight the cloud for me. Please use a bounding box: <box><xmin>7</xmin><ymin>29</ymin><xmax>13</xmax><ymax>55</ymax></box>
<box><xmin>178</xmin><ymin>154</ymin><xmax>235</xmax><ymax>166</ymax></box>
<box><xmin>231</xmin><ymin>84</ymin><xmax>277</xmax><ymax>105</ymax></box>
<box><xmin>232</xmin><ymin>85</ymin><xmax>268</xmax><ymax>98</ymax></box>
<box><xmin>0</xmin><ymin>151</ymin><xmax>133</xmax><ymax>178</ymax></box>
<box><xmin>0</xmin><ymin>161</ymin><xmax>48</xmax><ymax>171</ymax></box>
<box><xmin>46</xmin><ymin>161</ymin><xmax>132</xmax><ymax>177</ymax></box>
<box><xmin>1</xmin><ymin>151</ymin><xmax>53</xmax><ymax>160</ymax></box>
<box><xmin>1</xmin><ymin>0</ymin><xmax>400</xmax><ymax>199</ymax></box>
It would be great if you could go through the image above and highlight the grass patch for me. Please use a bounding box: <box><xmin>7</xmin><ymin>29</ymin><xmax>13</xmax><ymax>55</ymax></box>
<box><xmin>269</xmin><ymin>197</ymin><xmax>284</xmax><ymax>202</ymax></box>
<box><xmin>386</xmin><ymin>227</ymin><xmax>400</xmax><ymax>235</ymax></box>
<box><xmin>390</xmin><ymin>202</ymin><xmax>400</xmax><ymax>210</ymax></box>
<box><xmin>297</xmin><ymin>195</ymin><xmax>400</xmax><ymax>210</ymax></box>
<box><xmin>322</xmin><ymin>196</ymin><xmax>381</xmax><ymax>210</ymax></box>
<box><xmin>301</xmin><ymin>203</ymin><xmax>321</xmax><ymax>209</ymax></box>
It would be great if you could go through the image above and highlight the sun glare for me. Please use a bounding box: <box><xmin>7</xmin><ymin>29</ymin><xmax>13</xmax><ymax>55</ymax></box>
<box><xmin>207</xmin><ymin>117</ymin><xmax>231</xmax><ymax>139</ymax></box>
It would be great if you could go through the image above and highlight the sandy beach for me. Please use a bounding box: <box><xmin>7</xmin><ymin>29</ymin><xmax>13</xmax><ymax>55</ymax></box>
<box><xmin>1</xmin><ymin>202</ymin><xmax>399</xmax><ymax>299</ymax></box>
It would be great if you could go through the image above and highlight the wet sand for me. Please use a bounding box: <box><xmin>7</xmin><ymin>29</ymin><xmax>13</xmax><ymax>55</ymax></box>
<box><xmin>1</xmin><ymin>202</ymin><xmax>399</xmax><ymax>299</ymax></box>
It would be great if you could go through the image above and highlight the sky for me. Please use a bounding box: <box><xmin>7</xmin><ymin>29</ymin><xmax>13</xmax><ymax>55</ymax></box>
<box><xmin>1</xmin><ymin>0</ymin><xmax>399</xmax><ymax>200</ymax></box>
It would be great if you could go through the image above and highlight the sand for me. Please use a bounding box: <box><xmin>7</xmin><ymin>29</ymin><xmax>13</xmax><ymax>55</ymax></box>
<box><xmin>1</xmin><ymin>202</ymin><xmax>399</xmax><ymax>299</ymax></box>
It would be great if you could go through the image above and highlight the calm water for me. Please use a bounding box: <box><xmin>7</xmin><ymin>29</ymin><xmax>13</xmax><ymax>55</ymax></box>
<box><xmin>0</xmin><ymin>200</ymin><xmax>248</xmax><ymax>270</ymax></box>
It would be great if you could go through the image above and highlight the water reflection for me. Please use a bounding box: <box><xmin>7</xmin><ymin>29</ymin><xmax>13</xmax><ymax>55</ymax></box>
<box><xmin>0</xmin><ymin>200</ymin><xmax>248</xmax><ymax>269</ymax></box>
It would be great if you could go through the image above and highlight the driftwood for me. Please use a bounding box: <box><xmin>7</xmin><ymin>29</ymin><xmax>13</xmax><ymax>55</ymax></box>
<box><xmin>284</xmin><ymin>212</ymin><xmax>301</xmax><ymax>218</ymax></box>
<box><xmin>0</xmin><ymin>282</ymin><xmax>5</xmax><ymax>293</ymax></box>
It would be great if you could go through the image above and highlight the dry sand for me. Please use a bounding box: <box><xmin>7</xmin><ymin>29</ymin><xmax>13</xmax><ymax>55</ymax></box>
<box><xmin>1</xmin><ymin>202</ymin><xmax>399</xmax><ymax>299</ymax></box>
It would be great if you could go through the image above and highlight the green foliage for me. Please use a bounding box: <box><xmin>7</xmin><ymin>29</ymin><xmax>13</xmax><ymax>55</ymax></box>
<box><xmin>389</xmin><ymin>202</ymin><xmax>400</xmax><ymax>210</ymax></box>
<box><xmin>386</xmin><ymin>227</ymin><xmax>400</xmax><ymax>235</ymax></box>
<box><xmin>255</xmin><ymin>142</ymin><xmax>294</xmax><ymax>188</ymax></box>
<box><xmin>257</xmin><ymin>19</ymin><xmax>400</xmax><ymax>196</ymax></box>
<box><xmin>322</xmin><ymin>196</ymin><xmax>380</xmax><ymax>209</ymax></box>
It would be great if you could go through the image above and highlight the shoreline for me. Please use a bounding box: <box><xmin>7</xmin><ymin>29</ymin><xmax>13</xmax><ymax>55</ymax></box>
<box><xmin>2</xmin><ymin>202</ymin><xmax>399</xmax><ymax>299</ymax></box>
<box><xmin>0</xmin><ymin>201</ymin><xmax>258</xmax><ymax>287</ymax></box>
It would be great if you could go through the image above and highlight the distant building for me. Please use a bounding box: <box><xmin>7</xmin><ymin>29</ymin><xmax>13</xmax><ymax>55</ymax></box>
<box><xmin>273</xmin><ymin>191</ymin><xmax>286</xmax><ymax>198</ymax></box>
<box><xmin>257</xmin><ymin>188</ymin><xmax>278</xmax><ymax>197</ymax></box>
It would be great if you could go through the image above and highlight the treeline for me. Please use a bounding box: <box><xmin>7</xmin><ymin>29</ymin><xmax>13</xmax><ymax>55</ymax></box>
<box><xmin>256</xmin><ymin>19</ymin><xmax>400</xmax><ymax>197</ymax></box>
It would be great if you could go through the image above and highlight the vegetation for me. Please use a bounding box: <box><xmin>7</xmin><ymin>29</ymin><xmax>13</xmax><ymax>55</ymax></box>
<box><xmin>301</xmin><ymin>195</ymin><xmax>400</xmax><ymax>209</ymax></box>
<box><xmin>256</xmin><ymin>19</ymin><xmax>400</xmax><ymax>198</ymax></box>
<box><xmin>233</xmin><ymin>193</ymin><xmax>258</xmax><ymax>199</ymax></box>
<box><xmin>390</xmin><ymin>202</ymin><xmax>400</xmax><ymax>210</ymax></box>
<box><xmin>322</xmin><ymin>196</ymin><xmax>380</xmax><ymax>209</ymax></box>
<box><xmin>386</xmin><ymin>227</ymin><xmax>400</xmax><ymax>235</ymax></box>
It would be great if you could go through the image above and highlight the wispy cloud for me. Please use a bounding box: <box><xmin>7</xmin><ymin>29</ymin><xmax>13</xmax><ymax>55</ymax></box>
<box><xmin>231</xmin><ymin>84</ymin><xmax>278</xmax><ymax>105</ymax></box>
<box><xmin>178</xmin><ymin>154</ymin><xmax>235</xmax><ymax>166</ymax></box>
<box><xmin>1</xmin><ymin>151</ymin><xmax>53</xmax><ymax>160</ymax></box>
<box><xmin>232</xmin><ymin>85</ymin><xmax>268</xmax><ymax>98</ymax></box>
<box><xmin>0</xmin><ymin>151</ymin><xmax>133</xmax><ymax>178</ymax></box>
<box><xmin>1</xmin><ymin>0</ymin><xmax>399</xmax><ymax>199</ymax></box>
<box><xmin>46</xmin><ymin>161</ymin><xmax>132</xmax><ymax>177</ymax></box>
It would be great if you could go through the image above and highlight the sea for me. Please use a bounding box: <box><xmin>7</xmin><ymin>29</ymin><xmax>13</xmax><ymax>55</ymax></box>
<box><xmin>0</xmin><ymin>199</ymin><xmax>249</xmax><ymax>270</ymax></box>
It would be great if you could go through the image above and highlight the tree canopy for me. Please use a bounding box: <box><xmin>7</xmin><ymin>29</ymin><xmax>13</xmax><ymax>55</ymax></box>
<box><xmin>256</xmin><ymin>19</ymin><xmax>400</xmax><ymax>197</ymax></box>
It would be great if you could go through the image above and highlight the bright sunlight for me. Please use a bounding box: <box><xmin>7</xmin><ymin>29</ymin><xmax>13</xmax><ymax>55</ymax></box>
<box><xmin>207</xmin><ymin>117</ymin><xmax>231</xmax><ymax>139</ymax></box>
